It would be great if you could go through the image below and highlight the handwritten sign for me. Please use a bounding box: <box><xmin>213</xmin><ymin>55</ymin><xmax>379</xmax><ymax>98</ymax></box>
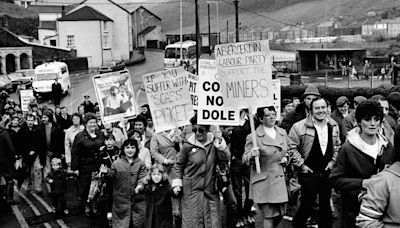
<box><xmin>187</xmin><ymin>72</ymin><xmax>199</xmax><ymax>110</ymax></box>
<box><xmin>215</xmin><ymin>40</ymin><xmax>273</xmax><ymax>110</ymax></box>
<box><xmin>197</xmin><ymin>59</ymin><xmax>240</xmax><ymax>126</ymax></box>
<box><xmin>143</xmin><ymin>67</ymin><xmax>194</xmax><ymax>133</ymax></box>
<box><xmin>271</xmin><ymin>79</ymin><xmax>281</xmax><ymax>121</ymax></box>
<box><xmin>92</xmin><ymin>70</ymin><xmax>137</xmax><ymax>124</ymax></box>
<box><xmin>20</xmin><ymin>89</ymin><xmax>34</xmax><ymax>112</ymax></box>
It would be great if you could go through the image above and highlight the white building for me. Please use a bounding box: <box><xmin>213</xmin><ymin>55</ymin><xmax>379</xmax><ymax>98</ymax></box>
<box><xmin>57</xmin><ymin>0</ymin><xmax>133</xmax><ymax>68</ymax></box>
<box><xmin>28</xmin><ymin>5</ymin><xmax>70</xmax><ymax>46</ymax></box>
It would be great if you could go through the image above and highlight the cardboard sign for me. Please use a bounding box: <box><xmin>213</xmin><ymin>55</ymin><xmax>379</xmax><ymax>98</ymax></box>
<box><xmin>143</xmin><ymin>67</ymin><xmax>194</xmax><ymax>133</ymax></box>
<box><xmin>197</xmin><ymin>59</ymin><xmax>240</xmax><ymax>126</ymax></box>
<box><xmin>187</xmin><ymin>72</ymin><xmax>199</xmax><ymax>110</ymax></box>
<box><xmin>92</xmin><ymin>70</ymin><xmax>137</xmax><ymax>124</ymax></box>
<box><xmin>271</xmin><ymin>79</ymin><xmax>281</xmax><ymax>121</ymax></box>
<box><xmin>215</xmin><ymin>40</ymin><xmax>273</xmax><ymax>110</ymax></box>
<box><xmin>20</xmin><ymin>89</ymin><xmax>34</xmax><ymax>112</ymax></box>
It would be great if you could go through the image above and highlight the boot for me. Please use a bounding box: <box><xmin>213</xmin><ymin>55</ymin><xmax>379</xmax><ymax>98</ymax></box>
<box><xmin>5</xmin><ymin>180</ymin><xmax>16</xmax><ymax>205</ymax></box>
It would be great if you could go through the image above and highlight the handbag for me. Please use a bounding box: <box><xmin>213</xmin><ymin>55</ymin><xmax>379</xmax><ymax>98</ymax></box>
<box><xmin>284</xmin><ymin>165</ymin><xmax>301</xmax><ymax>205</ymax></box>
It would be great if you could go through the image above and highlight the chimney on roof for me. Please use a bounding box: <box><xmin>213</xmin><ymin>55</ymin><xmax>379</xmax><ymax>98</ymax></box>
<box><xmin>61</xmin><ymin>5</ymin><xmax>66</xmax><ymax>17</ymax></box>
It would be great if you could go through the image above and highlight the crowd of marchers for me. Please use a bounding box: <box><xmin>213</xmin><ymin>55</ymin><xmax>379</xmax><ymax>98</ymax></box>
<box><xmin>1</xmin><ymin>84</ymin><xmax>400</xmax><ymax>228</ymax></box>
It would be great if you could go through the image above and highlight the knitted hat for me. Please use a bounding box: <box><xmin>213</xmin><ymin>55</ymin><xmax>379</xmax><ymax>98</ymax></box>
<box><xmin>387</xmin><ymin>92</ymin><xmax>400</xmax><ymax>110</ymax></box>
<box><xmin>303</xmin><ymin>84</ymin><xmax>321</xmax><ymax>97</ymax></box>
<box><xmin>336</xmin><ymin>96</ymin><xmax>349</xmax><ymax>107</ymax></box>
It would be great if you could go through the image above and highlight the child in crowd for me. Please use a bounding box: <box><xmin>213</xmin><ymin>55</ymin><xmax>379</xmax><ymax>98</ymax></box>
<box><xmin>46</xmin><ymin>158</ymin><xmax>70</xmax><ymax>215</ymax></box>
<box><xmin>101</xmin><ymin>138</ymin><xmax>147</xmax><ymax>228</ymax></box>
<box><xmin>98</xmin><ymin>134</ymin><xmax>120</xmax><ymax>221</ymax></box>
<box><xmin>144</xmin><ymin>164</ymin><xmax>173</xmax><ymax>228</ymax></box>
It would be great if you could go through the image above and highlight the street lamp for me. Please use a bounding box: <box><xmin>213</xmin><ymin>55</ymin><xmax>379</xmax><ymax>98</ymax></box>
<box><xmin>206</xmin><ymin>1</ymin><xmax>219</xmax><ymax>44</ymax></box>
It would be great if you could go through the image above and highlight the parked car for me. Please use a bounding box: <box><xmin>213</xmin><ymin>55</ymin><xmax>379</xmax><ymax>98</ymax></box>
<box><xmin>8</xmin><ymin>71</ymin><xmax>34</xmax><ymax>90</ymax></box>
<box><xmin>0</xmin><ymin>75</ymin><xmax>13</xmax><ymax>92</ymax></box>
<box><xmin>98</xmin><ymin>61</ymin><xmax>126</xmax><ymax>74</ymax></box>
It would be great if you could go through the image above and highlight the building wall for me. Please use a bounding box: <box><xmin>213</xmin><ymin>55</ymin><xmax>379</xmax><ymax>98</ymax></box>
<box><xmin>132</xmin><ymin>7</ymin><xmax>162</xmax><ymax>48</ymax></box>
<box><xmin>38</xmin><ymin>28</ymin><xmax>56</xmax><ymax>45</ymax></box>
<box><xmin>388</xmin><ymin>23</ymin><xmax>400</xmax><ymax>36</ymax></box>
<box><xmin>70</xmin><ymin>0</ymin><xmax>131</xmax><ymax>61</ymax></box>
<box><xmin>39</xmin><ymin>13</ymin><xmax>63</xmax><ymax>21</ymax></box>
<box><xmin>58</xmin><ymin>21</ymin><xmax>102</xmax><ymax>67</ymax></box>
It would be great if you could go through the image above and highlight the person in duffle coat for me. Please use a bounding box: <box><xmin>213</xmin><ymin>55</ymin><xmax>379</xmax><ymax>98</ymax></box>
<box><xmin>243</xmin><ymin>106</ymin><xmax>290</xmax><ymax>228</ymax></box>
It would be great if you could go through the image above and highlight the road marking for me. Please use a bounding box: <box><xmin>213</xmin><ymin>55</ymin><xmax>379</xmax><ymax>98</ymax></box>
<box><xmin>30</xmin><ymin>191</ymin><xmax>69</xmax><ymax>228</ymax></box>
<box><xmin>11</xmin><ymin>205</ymin><xmax>30</xmax><ymax>228</ymax></box>
<box><xmin>15</xmin><ymin>187</ymin><xmax>52</xmax><ymax>228</ymax></box>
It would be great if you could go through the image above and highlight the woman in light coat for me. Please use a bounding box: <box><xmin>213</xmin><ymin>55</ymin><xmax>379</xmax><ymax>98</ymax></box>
<box><xmin>243</xmin><ymin>106</ymin><xmax>289</xmax><ymax>228</ymax></box>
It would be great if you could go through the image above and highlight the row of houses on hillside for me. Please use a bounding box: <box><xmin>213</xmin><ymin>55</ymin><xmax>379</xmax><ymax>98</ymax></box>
<box><xmin>24</xmin><ymin>0</ymin><xmax>163</xmax><ymax>68</ymax></box>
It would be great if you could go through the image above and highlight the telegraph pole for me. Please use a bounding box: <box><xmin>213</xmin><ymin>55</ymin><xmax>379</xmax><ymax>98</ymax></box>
<box><xmin>234</xmin><ymin>0</ymin><xmax>239</xmax><ymax>42</ymax></box>
<box><xmin>195</xmin><ymin>0</ymin><xmax>200</xmax><ymax>73</ymax></box>
<box><xmin>208</xmin><ymin>4</ymin><xmax>211</xmax><ymax>55</ymax></box>
<box><xmin>180</xmin><ymin>0</ymin><xmax>183</xmax><ymax>65</ymax></box>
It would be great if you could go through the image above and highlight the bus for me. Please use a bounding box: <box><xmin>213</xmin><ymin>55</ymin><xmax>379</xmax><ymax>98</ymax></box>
<box><xmin>164</xmin><ymin>40</ymin><xmax>197</xmax><ymax>72</ymax></box>
<box><xmin>32</xmin><ymin>61</ymin><xmax>71</xmax><ymax>97</ymax></box>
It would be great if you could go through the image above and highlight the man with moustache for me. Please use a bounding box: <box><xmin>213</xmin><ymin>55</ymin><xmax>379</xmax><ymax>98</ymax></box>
<box><xmin>288</xmin><ymin>97</ymin><xmax>341</xmax><ymax>228</ymax></box>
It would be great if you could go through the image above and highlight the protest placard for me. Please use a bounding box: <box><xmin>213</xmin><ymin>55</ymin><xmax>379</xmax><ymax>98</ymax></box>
<box><xmin>92</xmin><ymin>69</ymin><xmax>136</xmax><ymax>124</ymax></box>
<box><xmin>187</xmin><ymin>72</ymin><xmax>199</xmax><ymax>110</ymax></box>
<box><xmin>215</xmin><ymin>40</ymin><xmax>273</xmax><ymax>110</ymax></box>
<box><xmin>197</xmin><ymin>59</ymin><xmax>240</xmax><ymax>126</ymax></box>
<box><xmin>20</xmin><ymin>89</ymin><xmax>34</xmax><ymax>111</ymax></box>
<box><xmin>271</xmin><ymin>79</ymin><xmax>281</xmax><ymax>121</ymax></box>
<box><xmin>143</xmin><ymin>67</ymin><xmax>194</xmax><ymax>133</ymax></box>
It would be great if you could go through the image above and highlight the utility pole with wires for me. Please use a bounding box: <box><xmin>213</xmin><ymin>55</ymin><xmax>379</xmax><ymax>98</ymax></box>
<box><xmin>234</xmin><ymin>0</ymin><xmax>239</xmax><ymax>42</ymax></box>
<box><xmin>195</xmin><ymin>0</ymin><xmax>200</xmax><ymax>74</ymax></box>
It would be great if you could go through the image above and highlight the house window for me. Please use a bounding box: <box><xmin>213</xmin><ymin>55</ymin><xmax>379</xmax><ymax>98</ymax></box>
<box><xmin>103</xmin><ymin>31</ymin><xmax>111</xmax><ymax>49</ymax></box>
<box><xmin>67</xmin><ymin>35</ymin><xmax>75</xmax><ymax>47</ymax></box>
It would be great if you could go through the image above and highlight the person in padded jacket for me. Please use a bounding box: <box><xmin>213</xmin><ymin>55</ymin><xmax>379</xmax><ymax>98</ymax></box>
<box><xmin>171</xmin><ymin>115</ymin><xmax>230</xmax><ymax>228</ymax></box>
<box><xmin>330</xmin><ymin>100</ymin><xmax>398</xmax><ymax>228</ymax></box>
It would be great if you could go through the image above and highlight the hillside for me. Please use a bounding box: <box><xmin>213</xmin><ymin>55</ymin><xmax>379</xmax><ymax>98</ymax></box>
<box><xmin>120</xmin><ymin>0</ymin><xmax>400</xmax><ymax>34</ymax></box>
<box><xmin>0</xmin><ymin>1</ymin><xmax>38</xmax><ymax>18</ymax></box>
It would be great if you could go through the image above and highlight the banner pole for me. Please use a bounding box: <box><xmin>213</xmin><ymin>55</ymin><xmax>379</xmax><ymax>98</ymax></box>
<box><xmin>248</xmin><ymin>107</ymin><xmax>261</xmax><ymax>174</ymax></box>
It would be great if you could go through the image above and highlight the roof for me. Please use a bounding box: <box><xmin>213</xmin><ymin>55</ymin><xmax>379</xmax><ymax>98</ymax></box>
<box><xmin>39</xmin><ymin>21</ymin><xmax>57</xmax><ymax>30</ymax></box>
<box><xmin>128</xmin><ymin>6</ymin><xmax>161</xmax><ymax>21</ymax></box>
<box><xmin>318</xmin><ymin>21</ymin><xmax>335</xmax><ymax>27</ymax></box>
<box><xmin>137</xmin><ymin>26</ymin><xmax>156</xmax><ymax>36</ymax></box>
<box><xmin>28</xmin><ymin>5</ymin><xmax>73</xmax><ymax>14</ymax></box>
<box><xmin>58</xmin><ymin>6</ymin><xmax>112</xmax><ymax>21</ymax></box>
<box><xmin>79</xmin><ymin>0</ymin><xmax>130</xmax><ymax>14</ymax></box>
<box><xmin>297</xmin><ymin>48</ymin><xmax>366</xmax><ymax>52</ymax></box>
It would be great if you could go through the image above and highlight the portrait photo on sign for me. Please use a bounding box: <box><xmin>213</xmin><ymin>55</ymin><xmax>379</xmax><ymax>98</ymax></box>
<box><xmin>92</xmin><ymin>70</ymin><xmax>137</xmax><ymax>124</ymax></box>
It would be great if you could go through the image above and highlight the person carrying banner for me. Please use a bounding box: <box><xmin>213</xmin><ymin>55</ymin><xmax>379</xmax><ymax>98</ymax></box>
<box><xmin>243</xmin><ymin>106</ymin><xmax>290</xmax><ymax>228</ymax></box>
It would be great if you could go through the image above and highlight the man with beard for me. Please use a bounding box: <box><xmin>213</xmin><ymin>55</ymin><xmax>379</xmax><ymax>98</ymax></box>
<box><xmin>288</xmin><ymin>98</ymin><xmax>341</xmax><ymax>228</ymax></box>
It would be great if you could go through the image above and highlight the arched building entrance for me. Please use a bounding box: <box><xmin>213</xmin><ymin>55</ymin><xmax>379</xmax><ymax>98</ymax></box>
<box><xmin>20</xmin><ymin>53</ymin><xmax>30</xmax><ymax>69</ymax></box>
<box><xmin>6</xmin><ymin>54</ymin><xmax>15</xmax><ymax>73</ymax></box>
<box><xmin>0</xmin><ymin>47</ymin><xmax>33</xmax><ymax>74</ymax></box>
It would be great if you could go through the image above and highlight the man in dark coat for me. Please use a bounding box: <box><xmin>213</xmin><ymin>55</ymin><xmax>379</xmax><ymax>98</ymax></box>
<box><xmin>331</xmin><ymin>96</ymin><xmax>352</xmax><ymax>144</ymax></box>
<box><xmin>0</xmin><ymin>125</ymin><xmax>16</xmax><ymax>204</ymax></box>
<box><xmin>280</xmin><ymin>84</ymin><xmax>321</xmax><ymax>133</ymax></box>
<box><xmin>51</xmin><ymin>78</ymin><xmax>63</xmax><ymax>106</ymax></box>
<box><xmin>18</xmin><ymin>114</ymin><xmax>46</xmax><ymax>193</ymax></box>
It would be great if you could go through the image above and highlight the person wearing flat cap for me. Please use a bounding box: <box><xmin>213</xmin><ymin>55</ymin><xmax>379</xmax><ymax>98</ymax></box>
<box><xmin>342</xmin><ymin>96</ymin><xmax>367</xmax><ymax>139</ymax></box>
<box><xmin>280</xmin><ymin>84</ymin><xmax>321</xmax><ymax>133</ymax></box>
<box><xmin>331</xmin><ymin>96</ymin><xmax>352</xmax><ymax>143</ymax></box>
<box><xmin>81</xmin><ymin>95</ymin><xmax>95</xmax><ymax>114</ymax></box>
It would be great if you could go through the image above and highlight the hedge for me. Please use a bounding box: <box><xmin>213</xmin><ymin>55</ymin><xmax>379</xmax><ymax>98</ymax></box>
<box><xmin>281</xmin><ymin>84</ymin><xmax>400</xmax><ymax>109</ymax></box>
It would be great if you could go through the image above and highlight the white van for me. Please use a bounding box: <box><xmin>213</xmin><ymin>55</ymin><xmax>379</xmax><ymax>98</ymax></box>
<box><xmin>32</xmin><ymin>62</ymin><xmax>70</xmax><ymax>96</ymax></box>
